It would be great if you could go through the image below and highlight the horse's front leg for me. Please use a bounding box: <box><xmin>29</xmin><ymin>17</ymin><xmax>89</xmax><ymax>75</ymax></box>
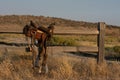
<box><xmin>31</xmin><ymin>33</ymin><xmax>39</xmax><ymax>69</ymax></box>
<box><xmin>35</xmin><ymin>45</ymin><xmax>44</xmax><ymax>73</ymax></box>
<box><xmin>31</xmin><ymin>45</ymin><xmax>37</xmax><ymax>69</ymax></box>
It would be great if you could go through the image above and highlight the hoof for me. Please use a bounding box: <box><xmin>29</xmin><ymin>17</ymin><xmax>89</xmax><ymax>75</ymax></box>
<box><xmin>35</xmin><ymin>65</ymin><xmax>40</xmax><ymax>68</ymax></box>
<box><xmin>42</xmin><ymin>64</ymin><xmax>48</xmax><ymax>74</ymax></box>
<box><xmin>38</xmin><ymin>70</ymin><xmax>42</xmax><ymax>74</ymax></box>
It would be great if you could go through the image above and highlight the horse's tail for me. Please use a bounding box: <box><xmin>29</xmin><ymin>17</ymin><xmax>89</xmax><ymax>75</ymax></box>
<box><xmin>47</xmin><ymin>22</ymin><xmax>55</xmax><ymax>40</ymax></box>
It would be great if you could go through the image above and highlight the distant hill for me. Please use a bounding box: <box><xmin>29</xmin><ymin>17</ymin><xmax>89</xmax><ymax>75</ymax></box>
<box><xmin>0</xmin><ymin>15</ymin><xmax>119</xmax><ymax>35</ymax></box>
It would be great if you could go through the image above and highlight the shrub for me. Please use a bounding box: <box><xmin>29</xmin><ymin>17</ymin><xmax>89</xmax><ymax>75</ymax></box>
<box><xmin>113</xmin><ymin>46</ymin><xmax>120</xmax><ymax>55</ymax></box>
<box><xmin>49</xmin><ymin>36</ymin><xmax>76</xmax><ymax>46</ymax></box>
<box><xmin>105</xmin><ymin>46</ymin><xmax>120</xmax><ymax>60</ymax></box>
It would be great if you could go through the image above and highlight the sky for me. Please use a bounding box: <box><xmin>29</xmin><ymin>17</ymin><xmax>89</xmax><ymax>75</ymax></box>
<box><xmin>0</xmin><ymin>0</ymin><xmax>120</xmax><ymax>26</ymax></box>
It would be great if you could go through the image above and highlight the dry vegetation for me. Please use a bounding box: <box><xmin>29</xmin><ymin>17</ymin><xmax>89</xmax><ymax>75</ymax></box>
<box><xmin>0</xmin><ymin>47</ymin><xmax>120</xmax><ymax>80</ymax></box>
<box><xmin>0</xmin><ymin>15</ymin><xmax>120</xmax><ymax>80</ymax></box>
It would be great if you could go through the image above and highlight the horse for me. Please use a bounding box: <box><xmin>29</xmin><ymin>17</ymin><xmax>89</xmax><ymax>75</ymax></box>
<box><xmin>23</xmin><ymin>21</ymin><xmax>55</xmax><ymax>74</ymax></box>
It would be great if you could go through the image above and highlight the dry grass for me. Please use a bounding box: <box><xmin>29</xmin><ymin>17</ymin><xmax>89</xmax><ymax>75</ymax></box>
<box><xmin>0</xmin><ymin>47</ymin><xmax>120</xmax><ymax>80</ymax></box>
<box><xmin>0</xmin><ymin>34</ymin><xmax>25</xmax><ymax>44</ymax></box>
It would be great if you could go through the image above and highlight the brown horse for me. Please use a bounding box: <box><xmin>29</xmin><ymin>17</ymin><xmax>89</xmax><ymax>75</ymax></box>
<box><xmin>23</xmin><ymin>21</ymin><xmax>55</xmax><ymax>74</ymax></box>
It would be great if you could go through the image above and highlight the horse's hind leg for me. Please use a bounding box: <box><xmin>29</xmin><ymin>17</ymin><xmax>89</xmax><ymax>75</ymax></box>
<box><xmin>41</xmin><ymin>39</ymin><xmax>48</xmax><ymax>74</ymax></box>
<box><xmin>42</xmin><ymin>54</ymin><xmax>48</xmax><ymax>74</ymax></box>
<box><xmin>32</xmin><ymin>45</ymin><xmax>43</xmax><ymax>74</ymax></box>
<box><xmin>37</xmin><ymin>46</ymin><xmax>48</xmax><ymax>74</ymax></box>
<box><xmin>42</xmin><ymin>47</ymin><xmax>48</xmax><ymax>74</ymax></box>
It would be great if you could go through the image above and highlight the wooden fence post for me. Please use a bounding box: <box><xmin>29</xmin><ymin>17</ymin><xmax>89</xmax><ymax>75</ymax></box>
<box><xmin>97</xmin><ymin>22</ymin><xmax>105</xmax><ymax>64</ymax></box>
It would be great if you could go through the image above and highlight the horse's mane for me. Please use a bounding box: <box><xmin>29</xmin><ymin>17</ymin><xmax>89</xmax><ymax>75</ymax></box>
<box><xmin>30</xmin><ymin>20</ymin><xmax>38</xmax><ymax>28</ymax></box>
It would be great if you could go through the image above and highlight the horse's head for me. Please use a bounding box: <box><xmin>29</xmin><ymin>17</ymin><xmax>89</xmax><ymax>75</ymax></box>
<box><xmin>23</xmin><ymin>24</ymin><xmax>30</xmax><ymax>36</ymax></box>
<box><xmin>23</xmin><ymin>24</ymin><xmax>36</xmax><ymax>37</ymax></box>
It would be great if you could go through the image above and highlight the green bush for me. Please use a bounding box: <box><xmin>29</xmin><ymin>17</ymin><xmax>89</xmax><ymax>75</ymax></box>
<box><xmin>105</xmin><ymin>46</ymin><xmax>120</xmax><ymax>58</ymax></box>
<box><xmin>49</xmin><ymin>36</ymin><xmax>76</xmax><ymax>46</ymax></box>
<box><xmin>113</xmin><ymin>46</ymin><xmax>120</xmax><ymax>54</ymax></box>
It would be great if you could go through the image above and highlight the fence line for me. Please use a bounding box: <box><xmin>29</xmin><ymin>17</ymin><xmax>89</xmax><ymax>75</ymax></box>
<box><xmin>0</xmin><ymin>30</ymin><xmax>99</xmax><ymax>35</ymax></box>
<box><xmin>53</xmin><ymin>22</ymin><xmax>105</xmax><ymax>64</ymax></box>
<box><xmin>0</xmin><ymin>22</ymin><xmax>105</xmax><ymax>64</ymax></box>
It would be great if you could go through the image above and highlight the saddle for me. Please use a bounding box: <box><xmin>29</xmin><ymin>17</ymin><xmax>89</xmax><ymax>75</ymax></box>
<box><xmin>34</xmin><ymin>30</ymin><xmax>44</xmax><ymax>39</ymax></box>
<box><xmin>34</xmin><ymin>26</ymin><xmax>51</xmax><ymax>39</ymax></box>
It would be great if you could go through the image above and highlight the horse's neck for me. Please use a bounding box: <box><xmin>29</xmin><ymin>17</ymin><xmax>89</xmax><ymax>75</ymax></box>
<box><xmin>30</xmin><ymin>28</ymin><xmax>37</xmax><ymax>33</ymax></box>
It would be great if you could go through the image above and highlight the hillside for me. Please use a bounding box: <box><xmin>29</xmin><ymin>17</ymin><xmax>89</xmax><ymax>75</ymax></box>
<box><xmin>0</xmin><ymin>15</ymin><xmax>119</xmax><ymax>36</ymax></box>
